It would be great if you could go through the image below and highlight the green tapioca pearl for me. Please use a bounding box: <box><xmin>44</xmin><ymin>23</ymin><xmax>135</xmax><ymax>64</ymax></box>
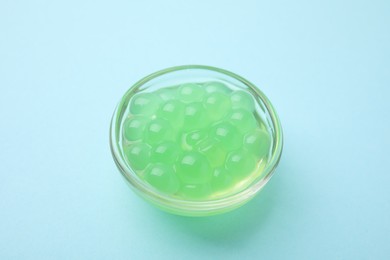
<box><xmin>144</xmin><ymin>163</ymin><xmax>180</xmax><ymax>195</ymax></box>
<box><xmin>184</xmin><ymin>130</ymin><xmax>208</xmax><ymax>147</ymax></box>
<box><xmin>156</xmin><ymin>87</ymin><xmax>177</xmax><ymax>101</ymax></box>
<box><xmin>230</xmin><ymin>90</ymin><xmax>255</xmax><ymax>111</ymax></box>
<box><xmin>197</xmin><ymin>138</ymin><xmax>227</xmax><ymax>168</ymax></box>
<box><xmin>144</xmin><ymin>118</ymin><xmax>174</xmax><ymax>145</ymax></box>
<box><xmin>123</xmin><ymin>116</ymin><xmax>149</xmax><ymax>142</ymax></box>
<box><xmin>176</xmin><ymin>151</ymin><xmax>212</xmax><ymax>184</ymax></box>
<box><xmin>124</xmin><ymin>143</ymin><xmax>151</xmax><ymax>171</ymax></box>
<box><xmin>182</xmin><ymin>102</ymin><xmax>209</xmax><ymax>130</ymax></box>
<box><xmin>226</xmin><ymin>149</ymin><xmax>257</xmax><ymax>178</ymax></box>
<box><xmin>157</xmin><ymin>100</ymin><xmax>185</xmax><ymax>126</ymax></box>
<box><xmin>204</xmin><ymin>81</ymin><xmax>231</xmax><ymax>94</ymax></box>
<box><xmin>244</xmin><ymin>129</ymin><xmax>271</xmax><ymax>159</ymax></box>
<box><xmin>129</xmin><ymin>92</ymin><xmax>162</xmax><ymax>116</ymax></box>
<box><xmin>210</xmin><ymin>122</ymin><xmax>241</xmax><ymax>151</ymax></box>
<box><xmin>178</xmin><ymin>83</ymin><xmax>205</xmax><ymax>102</ymax></box>
<box><xmin>211</xmin><ymin>167</ymin><xmax>234</xmax><ymax>192</ymax></box>
<box><xmin>204</xmin><ymin>92</ymin><xmax>231</xmax><ymax>120</ymax></box>
<box><xmin>227</xmin><ymin>108</ymin><xmax>257</xmax><ymax>133</ymax></box>
<box><xmin>178</xmin><ymin>183</ymin><xmax>212</xmax><ymax>200</ymax></box>
<box><xmin>150</xmin><ymin>141</ymin><xmax>180</xmax><ymax>164</ymax></box>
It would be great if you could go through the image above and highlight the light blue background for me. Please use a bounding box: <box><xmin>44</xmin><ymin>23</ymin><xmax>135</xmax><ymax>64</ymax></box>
<box><xmin>1</xmin><ymin>0</ymin><xmax>389</xmax><ymax>259</ymax></box>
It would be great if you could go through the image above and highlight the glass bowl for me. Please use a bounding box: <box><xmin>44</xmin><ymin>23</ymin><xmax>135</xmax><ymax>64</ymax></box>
<box><xmin>110</xmin><ymin>65</ymin><xmax>283</xmax><ymax>216</ymax></box>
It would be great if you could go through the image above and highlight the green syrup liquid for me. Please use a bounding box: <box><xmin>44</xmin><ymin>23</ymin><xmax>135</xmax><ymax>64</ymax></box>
<box><xmin>121</xmin><ymin>82</ymin><xmax>271</xmax><ymax>200</ymax></box>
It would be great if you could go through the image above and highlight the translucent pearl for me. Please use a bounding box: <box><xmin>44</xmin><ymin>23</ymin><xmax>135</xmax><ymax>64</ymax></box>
<box><xmin>123</xmin><ymin>116</ymin><xmax>148</xmax><ymax>142</ymax></box>
<box><xmin>129</xmin><ymin>92</ymin><xmax>162</xmax><ymax>116</ymax></box>
<box><xmin>209</xmin><ymin>122</ymin><xmax>241</xmax><ymax>151</ymax></box>
<box><xmin>176</xmin><ymin>151</ymin><xmax>212</xmax><ymax>184</ymax></box>
<box><xmin>144</xmin><ymin>118</ymin><xmax>173</xmax><ymax>145</ymax></box>
<box><xmin>157</xmin><ymin>100</ymin><xmax>185</xmax><ymax>127</ymax></box>
<box><xmin>230</xmin><ymin>90</ymin><xmax>255</xmax><ymax>111</ymax></box>
<box><xmin>144</xmin><ymin>164</ymin><xmax>180</xmax><ymax>195</ymax></box>
<box><xmin>244</xmin><ymin>129</ymin><xmax>271</xmax><ymax>159</ymax></box>
<box><xmin>150</xmin><ymin>141</ymin><xmax>180</xmax><ymax>164</ymax></box>
<box><xmin>184</xmin><ymin>130</ymin><xmax>208</xmax><ymax>148</ymax></box>
<box><xmin>204</xmin><ymin>92</ymin><xmax>231</xmax><ymax>120</ymax></box>
<box><xmin>178</xmin><ymin>83</ymin><xmax>205</xmax><ymax>102</ymax></box>
<box><xmin>156</xmin><ymin>87</ymin><xmax>177</xmax><ymax>101</ymax></box>
<box><xmin>211</xmin><ymin>167</ymin><xmax>234</xmax><ymax>192</ymax></box>
<box><xmin>182</xmin><ymin>102</ymin><xmax>209</xmax><ymax>130</ymax></box>
<box><xmin>225</xmin><ymin>149</ymin><xmax>256</xmax><ymax>178</ymax></box>
<box><xmin>178</xmin><ymin>183</ymin><xmax>212</xmax><ymax>199</ymax></box>
<box><xmin>197</xmin><ymin>138</ymin><xmax>227</xmax><ymax>168</ymax></box>
<box><xmin>228</xmin><ymin>108</ymin><xmax>257</xmax><ymax>133</ymax></box>
<box><xmin>204</xmin><ymin>81</ymin><xmax>231</xmax><ymax>94</ymax></box>
<box><xmin>124</xmin><ymin>143</ymin><xmax>151</xmax><ymax>171</ymax></box>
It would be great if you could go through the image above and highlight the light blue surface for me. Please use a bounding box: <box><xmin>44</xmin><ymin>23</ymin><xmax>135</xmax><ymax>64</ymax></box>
<box><xmin>1</xmin><ymin>0</ymin><xmax>389</xmax><ymax>259</ymax></box>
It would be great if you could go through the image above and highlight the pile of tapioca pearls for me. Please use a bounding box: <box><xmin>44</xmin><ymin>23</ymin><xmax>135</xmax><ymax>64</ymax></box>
<box><xmin>122</xmin><ymin>81</ymin><xmax>271</xmax><ymax>200</ymax></box>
